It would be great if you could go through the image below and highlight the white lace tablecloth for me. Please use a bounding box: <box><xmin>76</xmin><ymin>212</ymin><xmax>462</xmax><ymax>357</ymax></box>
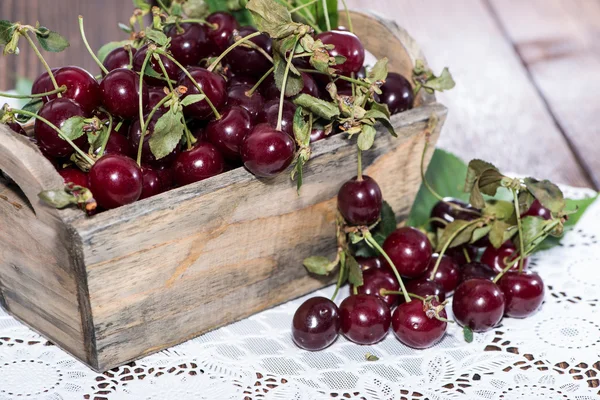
<box><xmin>0</xmin><ymin>184</ymin><xmax>599</xmax><ymax>400</ymax></box>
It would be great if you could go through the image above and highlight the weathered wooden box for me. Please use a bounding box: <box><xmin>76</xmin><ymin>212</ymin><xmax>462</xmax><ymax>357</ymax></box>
<box><xmin>0</xmin><ymin>12</ymin><xmax>447</xmax><ymax>372</ymax></box>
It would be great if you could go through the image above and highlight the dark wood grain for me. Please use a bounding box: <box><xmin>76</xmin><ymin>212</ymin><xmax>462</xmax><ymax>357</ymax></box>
<box><xmin>0</xmin><ymin>0</ymin><xmax>134</xmax><ymax>90</ymax></box>
<box><xmin>345</xmin><ymin>0</ymin><xmax>592</xmax><ymax>188</ymax></box>
<box><xmin>488</xmin><ymin>0</ymin><xmax>600</xmax><ymax>189</ymax></box>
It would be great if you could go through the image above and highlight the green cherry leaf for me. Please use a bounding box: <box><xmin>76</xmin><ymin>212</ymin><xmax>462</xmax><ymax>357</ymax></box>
<box><xmin>38</xmin><ymin>188</ymin><xmax>78</xmax><ymax>209</ymax></box>
<box><xmin>483</xmin><ymin>199</ymin><xmax>515</xmax><ymax>221</ymax></box>
<box><xmin>0</xmin><ymin>20</ymin><xmax>16</xmax><ymax>46</ymax></box>
<box><xmin>423</xmin><ymin>67</ymin><xmax>455</xmax><ymax>92</ymax></box>
<box><xmin>464</xmin><ymin>159</ymin><xmax>504</xmax><ymax>208</ymax></box>
<box><xmin>132</xmin><ymin>0</ymin><xmax>152</xmax><ymax>12</ymax></box>
<box><xmin>369</xmin><ymin>102</ymin><xmax>391</xmax><ymax>118</ymax></box>
<box><xmin>518</xmin><ymin>190</ymin><xmax>536</xmax><ymax>215</ymax></box>
<box><xmin>346</xmin><ymin>253</ymin><xmax>363</xmax><ymax>287</ymax></box>
<box><xmin>61</xmin><ymin>116</ymin><xmax>86</xmax><ymax>140</ymax></box>
<box><xmin>88</xmin><ymin>125</ymin><xmax>109</xmax><ymax>150</ymax></box>
<box><xmin>365</xmin><ymin>353</ymin><xmax>380</xmax><ymax>361</ymax></box>
<box><xmin>436</xmin><ymin>219</ymin><xmax>480</xmax><ymax>252</ymax></box>
<box><xmin>463</xmin><ymin>326</ymin><xmax>474</xmax><ymax>343</ymax></box>
<box><xmin>363</xmin><ymin>109</ymin><xmax>396</xmax><ymax>137</ymax></box>
<box><xmin>303</xmin><ymin>255</ymin><xmax>338</xmax><ymax>275</ymax></box>
<box><xmin>357</xmin><ymin>124</ymin><xmax>376</xmax><ymax>151</ymax></box>
<box><xmin>524</xmin><ymin>177</ymin><xmax>566</xmax><ymax>214</ymax></box>
<box><xmin>97</xmin><ymin>40</ymin><xmax>133</xmax><ymax>63</ymax></box>
<box><xmin>489</xmin><ymin>220</ymin><xmax>515</xmax><ymax>249</ymax></box>
<box><xmin>149</xmin><ymin>108</ymin><xmax>185</xmax><ymax>160</ymax></box>
<box><xmin>180</xmin><ymin>94</ymin><xmax>206</xmax><ymax>107</ymax></box>
<box><xmin>246</xmin><ymin>0</ymin><xmax>302</xmax><ymax>39</ymax></box>
<box><xmin>118</xmin><ymin>23</ymin><xmax>133</xmax><ymax>34</ymax></box>
<box><xmin>145</xmin><ymin>28</ymin><xmax>169</xmax><ymax>46</ymax></box>
<box><xmin>293</xmin><ymin>107</ymin><xmax>310</xmax><ymax>146</ymax></box>
<box><xmin>293</xmin><ymin>94</ymin><xmax>340</xmax><ymax>119</ymax></box>
<box><xmin>520</xmin><ymin>216</ymin><xmax>552</xmax><ymax>250</ymax></box>
<box><xmin>273</xmin><ymin>52</ymin><xmax>304</xmax><ymax>97</ymax></box>
<box><xmin>368</xmin><ymin>57</ymin><xmax>389</xmax><ymax>82</ymax></box>
<box><xmin>471</xmin><ymin>224</ymin><xmax>492</xmax><ymax>244</ymax></box>
<box><xmin>183</xmin><ymin>0</ymin><xmax>210</xmax><ymax>18</ymax></box>
<box><xmin>35</xmin><ymin>28</ymin><xmax>70</xmax><ymax>52</ymax></box>
<box><xmin>15</xmin><ymin>98</ymin><xmax>43</xmax><ymax>123</ymax></box>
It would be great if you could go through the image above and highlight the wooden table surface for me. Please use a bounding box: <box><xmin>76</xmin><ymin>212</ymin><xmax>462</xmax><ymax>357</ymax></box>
<box><xmin>1</xmin><ymin>0</ymin><xmax>598</xmax><ymax>189</ymax></box>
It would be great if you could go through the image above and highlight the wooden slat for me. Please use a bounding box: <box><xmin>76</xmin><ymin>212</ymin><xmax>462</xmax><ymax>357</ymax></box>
<box><xmin>345</xmin><ymin>0</ymin><xmax>592</xmax><ymax>187</ymax></box>
<box><xmin>488</xmin><ymin>0</ymin><xmax>600</xmax><ymax>189</ymax></box>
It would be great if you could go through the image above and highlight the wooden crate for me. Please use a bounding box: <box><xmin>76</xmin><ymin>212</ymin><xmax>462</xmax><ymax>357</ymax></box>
<box><xmin>0</xmin><ymin>11</ymin><xmax>447</xmax><ymax>372</ymax></box>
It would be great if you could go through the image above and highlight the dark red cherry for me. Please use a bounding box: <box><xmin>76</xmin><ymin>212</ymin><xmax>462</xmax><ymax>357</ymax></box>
<box><xmin>261</xmin><ymin>75</ymin><xmax>280</xmax><ymax>101</ymax></box>
<box><xmin>315</xmin><ymin>30</ymin><xmax>365</xmax><ymax>75</ymax></box>
<box><xmin>355</xmin><ymin>267</ymin><xmax>400</xmax><ymax>307</ymax></box>
<box><xmin>35</xmin><ymin>98</ymin><xmax>89</xmax><ymax>158</ymax></box>
<box><xmin>139</xmin><ymin>166</ymin><xmax>164</xmax><ymax>200</ymax></box>
<box><xmin>355</xmin><ymin>256</ymin><xmax>382</xmax><ymax>271</ymax></box>
<box><xmin>228</xmin><ymin>74</ymin><xmax>257</xmax><ymax>88</ymax></box>
<box><xmin>392</xmin><ymin>299</ymin><xmax>447</xmax><ymax>348</ymax></box>
<box><xmin>497</xmin><ymin>271</ymin><xmax>544</xmax><ymax>318</ymax></box>
<box><xmin>380</xmin><ymin>72</ymin><xmax>414</xmax><ymax>115</ymax></box>
<box><xmin>292</xmin><ymin>296</ymin><xmax>340</xmax><ymax>351</ymax></box>
<box><xmin>460</xmin><ymin>262</ymin><xmax>496</xmax><ymax>282</ymax></box>
<box><xmin>129</xmin><ymin>111</ymin><xmax>180</xmax><ymax>167</ymax></box>
<box><xmin>31</xmin><ymin>66</ymin><xmax>100</xmax><ymax>114</ymax></box>
<box><xmin>481</xmin><ymin>241</ymin><xmax>529</xmax><ymax>273</ymax></box>
<box><xmin>132</xmin><ymin>44</ymin><xmax>180</xmax><ymax>86</ymax></box>
<box><xmin>207</xmin><ymin>11</ymin><xmax>240</xmax><ymax>53</ymax></box>
<box><xmin>452</xmin><ymin>278</ymin><xmax>505</xmax><ymax>332</ymax></box>
<box><xmin>100</xmin><ymin>68</ymin><xmax>149</xmax><ymax>119</ymax></box>
<box><xmin>31</xmin><ymin>68</ymin><xmax>59</xmax><ymax>98</ymax></box>
<box><xmin>226</xmin><ymin>26</ymin><xmax>273</xmax><ymax>77</ymax></box>
<box><xmin>404</xmin><ymin>277</ymin><xmax>446</xmax><ymax>303</ymax></box>
<box><xmin>155</xmin><ymin>164</ymin><xmax>174</xmax><ymax>190</ymax></box>
<box><xmin>430</xmin><ymin>197</ymin><xmax>480</xmax><ymax>230</ymax></box>
<box><xmin>446</xmin><ymin>245</ymin><xmax>477</xmax><ymax>266</ymax></box>
<box><xmin>147</xmin><ymin>86</ymin><xmax>168</xmax><ymax>112</ymax></box>
<box><xmin>522</xmin><ymin>199</ymin><xmax>552</xmax><ymax>220</ymax></box>
<box><xmin>382</xmin><ymin>227</ymin><xmax>433</xmax><ymax>278</ymax></box>
<box><xmin>424</xmin><ymin>254</ymin><xmax>461</xmax><ymax>295</ymax></box>
<box><xmin>7</xmin><ymin>121</ymin><xmax>27</xmax><ymax>136</ymax></box>
<box><xmin>259</xmin><ymin>99</ymin><xmax>296</xmax><ymax>136</ymax></box>
<box><xmin>226</xmin><ymin>84</ymin><xmax>265</xmax><ymax>122</ymax></box>
<box><xmin>178</xmin><ymin>67</ymin><xmax>227</xmax><ymax>119</ymax></box>
<box><xmin>166</xmin><ymin>23</ymin><xmax>212</xmax><ymax>66</ymax></box>
<box><xmin>339</xmin><ymin>294</ymin><xmax>390</xmax><ymax>345</ymax></box>
<box><xmin>173</xmin><ymin>142</ymin><xmax>225</xmax><ymax>186</ymax></box>
<box><xmin>103</xmin><ymin>46</ymin><xmax>136</xmax><ymax>74</ymax></box>
<box><xmin>337</xmin><ymin>175</ymin><xmax>382</xmax><ymax>226</ymax></box>
<box><xmin>88</xmin><ymin>154</ymin><xmax>143</xmax><ymax>209</ymax></box>
<box><xmin>241</xmin><ymin>123</ymin><xmax>295</xmax><ymax>178</ymax></box>
<box><xmin>206</xmin><ymin>106</ymin><xmax>253</xmax><ymax>160</ymax></box>
<box><xmin>310</xmin><ymin>126</ymin><xmax>327</xmax><ymax>142</ymax></box>
<box><xmin>58</xmin><ymin>167</ymin><xmax>88</xmax><ymax>188</ymax></box>
<box><xmin>96</xmin><ymin>131</ymin><xmax>131</xmax><ymax>157</ymax></box>
<box><xmin>299</xmin><ymin>72</ymin><xmax>320</xmax><ymax>98</ymax></box>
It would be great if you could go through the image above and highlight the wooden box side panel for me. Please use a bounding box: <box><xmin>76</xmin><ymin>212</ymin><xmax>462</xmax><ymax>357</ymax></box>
<box><xmin>79</xmin><ymin>104</ymin><xmax>446</xmax><ymax>370</ymax></box>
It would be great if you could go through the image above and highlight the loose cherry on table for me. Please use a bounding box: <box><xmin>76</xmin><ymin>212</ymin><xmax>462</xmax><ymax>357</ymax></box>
<box><xmin>226</xmin><ymin>26</ymin><xmax>273</xmax><ymax>78</ymax></box>
<box><xmin>481</xmin><ymin>241</ymin><xmax>529</xmax><ymax>273</ymax></box>
<box><xmin>35</xmin><ymin>98</ymin><xmax>89</xmax><ymax>158</ymax></box>
<box><xmin>259</xmin><ymin>99</ymin><xmax>296</xmax><ymax>137</ymax></box>
<box><xmin>382</xmin><ymin>227</ymin><xmax>433</xmax><ymax>278</ymax></box>
<box><xmin>206</xmin><ymin>11</ymin><xmax>240</xmax><ymax>53</ymax></box>
<box><xmin>58</xmin><ymin>167</ymin><xmax>89</xmax><ymax>188</ymax></box>
<box><xmin>102</xmin><ymin>46</ymin><xmax>136</xmax><ymax>74</ymax></box>
<box><xmin>178</xmin><ymin>67</ymin><xmax>227</xmax><ymax>120</ymax></box>
<box><xmin>206</xmin><ymin>106</ymin><xmax>253</xmax><ymax>160</ymax></box>
<box><xmin>522</xmin><ymin>199</ymin><xmax>552</xmax><ymax>220</ymax></box>
<box><xmin>7</xmin><ymin>121</ymin><xmax>27</xmax><ymax>136</ymax></box>
<box><xmin>166</xmin><ymin>23</ymin><xmax>213</xmax><ymax>66</ymax></box>
<box><xmin>339</xmin><ymin>294</ymin><xmax>391</xmax><ymax>345</ymax></box>
<box><xmin>139</xmin><ymin>166</ymin><xmax>165</xmax><ymax>200</ymax></box>
<box><xmin>355</xmin><ymin>256</ymin><xmax>383</xmax><ymax>271</ymax></box>
<box><xmin>226</xmin><ymin>84</ymin><xmax>265</xmax><ymax>122</ymax></box>
<box><xmin>404</xmin><ymin>277</ymin><xmax>446</xmax><ymax>303</ymax></box>
<box><xmin>497</xmin><ymin>270</ymin><xmax>545</xmax><ymax>318</ymax></box>
<box><xmin>424</xmin><ymin>254</ymin><xmax>461</xmax><ymax>295</ymax></box>
<box><xmin>241</xmin><ymin>123</ymin><xmax>295</xmax><ymax>178</ymax></box>
<box><xmin>379</xmin><ymin>72</ymin><xmax>414</xmax><ymax>115</ymax></box>
<box><xmin>100</xmin><ymin>68</ymin><xmax>149</xmax><ymax>119</ymax></box>
<box><xmin>129</xmin><ymin>111</ymin><xmax>180</xmax><ymax>167</ymax></box>
<box><xmin>32</xmin><ymin>66</ymin><xmax>100</xmax><ymax>114</ymax></box>
<box><xmin>430</xmin><ymin>197</ymin><xmax>480</xmax><ymax>230</ymax></box>
<box><xmin>88</xmin><ymin>154</ymin><xmax>143</xmax><ymax>209</ymax></box>
<box><xmin>354</xmin><ymin>267</ymin><xmax>400</xmax><ymax>307</ymax></box>
<box><xmin>452</xmin><ymin>278</ymin><xmax>505</xmax><ymax>332</ymax></box>
<box><xmin>337</xmin><ymin>175</ymin><xmax>383</xmax><ymax>226</ymax></box>
<box><xmin>315</xmin><ymin>30</ymin><xmax>365</xmax><ymax>75</ymax></box>
<box><xmin>132</xmin><ymin>44</ymin><xmax>180</xmax><ymax>86</ymax></box>
<box><xmin>460</xmin><ymin>261</ymin><xmax>496</xmax><ymax>283</ymax></box>
<box><xmin>392</xmin><ymin>299</ymin><xmax>447</xmax><ymax>348</ymax></box>
<box><xmin>173</xmin><ymin>141</ymin><xmax>225</xmax><ymax>186</ymax></box>
<box><xmin>292</xmin><ymin>296</ymin><xmax>340</xmax><ymax>351</ymax></box>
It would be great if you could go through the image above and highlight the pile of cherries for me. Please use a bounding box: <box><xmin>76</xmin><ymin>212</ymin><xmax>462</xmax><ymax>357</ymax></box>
<box><xmin>292</xmin><ymin>176</ymin><xmax>547</xmax><ymax>351</ymax></box>
<box><xmin>4</xmin><ymin>11</ymin><xmax>414</xmax><ymax>212</ymax></box>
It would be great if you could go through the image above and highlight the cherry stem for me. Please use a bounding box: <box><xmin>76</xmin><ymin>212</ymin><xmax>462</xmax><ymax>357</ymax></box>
<box><xmin>138</xmin><ymin>49</ymin><xmax>152</xmax><ymax>133</ymax></box>
<box><xmin>98</xmin><ymin>112</ymin><xmax>113</xmax><ymax>157</ymax></box>
<box><xmin>275</xmin><ymin>0</ymin><xmax>321</xmax><ymax>32</ymax></box>
<box><xmin>492</xmin><ymin>256</ymin><xmax>520</xmax><ymax>283</ymax></box>
<box><xmin>0</xmin><ymin>85</ymin><xmax>66</xmax><ymax>99</ymax></box>
<box><xmin>126</xmin><ymin>46</ymin><xmax>134</xmax><ymax>68</ymax></box>
<box><xmin>331</xmin><ymin>250</ymin><xmax>345</xmax><ymax>302</ymax></box>
<box><xmin>114</xmin><ymin>121</ymin><xmax>124</xmax><ymax>132</ymax></box>
<box><xmin>21</xmin><ymin>32</ymin><xmax>61</xmax><ymax>98</ymax></box>
<box><xmin>78</xmin><ymin>16</ymin><xmax>109</xmax><ymax>75</ymax></box>
<box><xmin>351</xmin><ymin>71</ymin><xmax>356</xmax><ymax>98</ymax></box>
<box><xmin>277</xmin><ymin>35</ymin><xmax>300</xmax><ymax>131</ymax></box>
<box><xmin>429</xmin><ymin>218</ymin><xmax>483</xmax><ymax>281</ymax></box>
<box><xmin>357</xmin><ymin>148</ymin><xmax>363</xmax><ymax>180</ymax></box>
<box><xmin>363</xmin><ymin>231</ymin><xmax>411</xmax><ymax>303</ymax></box>
<box><xmin>246</xmin><ymin>66</ymin><xmax>274</xmax><ymax>96</ymax></box>
<box><xmin>512</xmin><ymin>189</ymin><xmax>526</xmax><ymax>273</ymax></box>
<box><xmin>321</xmin><ymin>0</ymin><xmax>332</xmax><ymax>31</ymax></box>
<box><xmin>380</xmin><ymin>290</ymin><xmax>425</xmax><ymax>302</ymax></box>
<box><xmin>290</xmin><ymin>0</ymin><xmax>319</xmax><ymax>13</ymax></box>
<box><xmin>136</xmin><ymin>92</ymin><xmax>173</xmax><ymax>166</ymax></box>
<box><xmin>156</xmin><ymin>0</ymin><xmax>169</xmax><ymax>12</ymax></box>
<box><xmin>462</xmin><ymin>247</ymin><xmax>472</xmax><ymax>263</ymax></box>
<box><xmin>183</xmin><ymin>123</ymin><xmax>196</xmax><ymax>150</ymax></box>
<box><xmin>12</xmin><ymin>108</ymin><xmax>93</xmax><ymax>165</ymax></box>
<box><xmin>156</xmin><ymin>56</ymin><xmax>175</xmax><ymax>93</ymax></box>
<box><xmin>207</xmin><ymin>31</ymin><xmax>262</xmax><ymax>72</ymax></box>
<box><xmin>352</xmin><ymin>285</ymin><xmax>358</xmax><ymax>295</ymax></box>
<box><xmin>297</xmin><ymin>69</ymin><xmax>371</xmax><ymax>88</ymax></box>
<box><xmin>340</xmin><ymin>0</ymin><xmax>354</xmax><ymax>32</ymax></box>
<box><xmin>157</xmin><ymin>50</ymin><xmax>222</xmax><ymax>120</ymax></box>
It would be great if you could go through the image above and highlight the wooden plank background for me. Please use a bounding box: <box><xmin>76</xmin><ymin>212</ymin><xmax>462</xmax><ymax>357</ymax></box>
<box><xmin>0</xmin><ymin>0</ymin><xmax>598</xmax><ymax>189</ymax></box>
